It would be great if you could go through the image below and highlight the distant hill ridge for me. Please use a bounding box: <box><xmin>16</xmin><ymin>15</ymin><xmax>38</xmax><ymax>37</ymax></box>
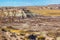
<box><xmin>48</xmin><ymin>4</ymin><xmax>60</xmax><ymax>7</ymax></box>
<box><xmin>0</xmin><ymin>4</ymin><xmax>60</xmax><ymax>9</ymax></box>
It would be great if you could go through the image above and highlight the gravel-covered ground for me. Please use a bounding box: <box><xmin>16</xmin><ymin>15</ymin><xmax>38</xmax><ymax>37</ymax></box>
<box><xmin>1</xmin><ymin>16</ymin><xmax>60</xmax><ymax>31</ymax></box>
<box><xmin>0</xmin><ymin>16</ymin><xmax>60</xmax><ymax>40</ymax></box>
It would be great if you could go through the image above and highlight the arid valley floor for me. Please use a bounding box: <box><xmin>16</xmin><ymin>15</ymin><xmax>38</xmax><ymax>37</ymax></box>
<box><xmin>1</xmin><ymin>4</ymin><xmax>60</xmax><ymax>40</ymax></box>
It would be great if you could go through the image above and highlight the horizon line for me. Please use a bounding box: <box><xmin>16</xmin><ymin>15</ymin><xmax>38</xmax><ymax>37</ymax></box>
<box><xmin>0</xmin><ymin>4</ymin><xmax>60</xmax><ymax>7</ymax></box>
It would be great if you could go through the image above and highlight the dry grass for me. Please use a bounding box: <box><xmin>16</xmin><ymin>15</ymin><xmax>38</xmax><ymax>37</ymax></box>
<box><xmin>30</xmin><ymin>9</ymin><xmax>60</xmax><ymax>16</ymax></box>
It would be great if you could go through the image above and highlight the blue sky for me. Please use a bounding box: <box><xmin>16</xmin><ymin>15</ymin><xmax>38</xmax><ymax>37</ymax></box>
<box><xmin>0</xmin><ymin>0</ymin><xmax>60</xmax><ymax>6</ymax></box>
